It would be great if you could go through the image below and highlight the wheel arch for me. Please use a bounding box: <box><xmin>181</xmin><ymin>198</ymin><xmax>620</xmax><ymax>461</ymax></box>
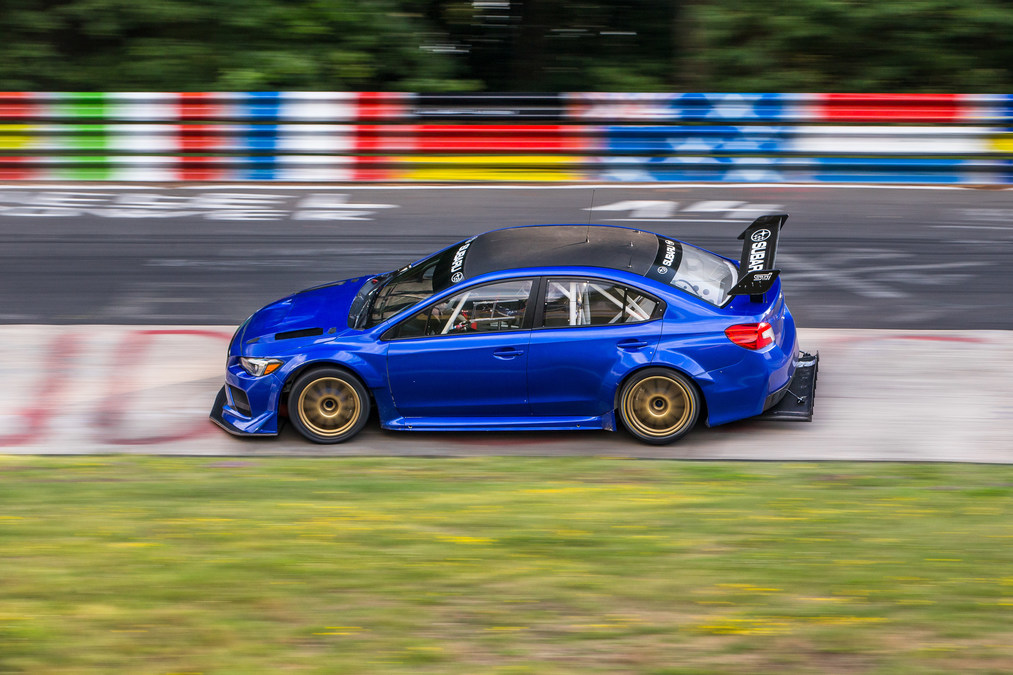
<box><xmin>613</xmin><ymin>364</ymin><xmax>709</xmax><ymax>427</ymax></box>
<box><xmin>280</xmin><ymin>359</ymin><xmax>373</xmax><ymax>411</ymax></box>
<box><xmin>284</xmin><ymin>361</ymin><xmax>373</xmax><ymax>444</ymax></box>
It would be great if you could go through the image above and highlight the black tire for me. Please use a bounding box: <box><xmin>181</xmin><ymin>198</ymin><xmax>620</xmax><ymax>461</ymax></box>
<box><xmin>618</xmin><ymin>368</ymin><xmax>700</xmax><ymax>445</ymax></box>
<box><xmin>288</xmin><ymin>367</ymin><xmax>370</xmax><ymax>444</ymax></box>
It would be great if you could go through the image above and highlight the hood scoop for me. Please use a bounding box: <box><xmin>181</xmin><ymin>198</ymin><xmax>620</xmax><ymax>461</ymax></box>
<box><xmin>274</xmin><ymin>327</ymin><xmax>324</xmax><ymax>341</ymax></box>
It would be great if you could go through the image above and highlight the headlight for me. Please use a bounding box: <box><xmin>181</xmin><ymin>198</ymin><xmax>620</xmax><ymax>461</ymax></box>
<box><xmin>240</xmin><ymin>357</ymin><xmax>284</xmax><ymax>377</ymax></box>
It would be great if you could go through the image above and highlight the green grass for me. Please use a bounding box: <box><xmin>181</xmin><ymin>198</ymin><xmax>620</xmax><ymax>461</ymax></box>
<box><xmin>2</xmin><ymin>457</ymin><xmax>1012</xmax><ymax>674</ymax></box>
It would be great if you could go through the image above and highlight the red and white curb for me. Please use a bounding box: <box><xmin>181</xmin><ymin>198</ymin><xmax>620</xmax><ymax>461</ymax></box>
<box><xmin>1</xmin><ymin>325</ymin><xmax>1010</xmax><ymax>461</ymax></box>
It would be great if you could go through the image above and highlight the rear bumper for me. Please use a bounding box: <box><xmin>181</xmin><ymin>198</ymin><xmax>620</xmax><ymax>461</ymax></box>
<box><xmin>758</xmin><ymin>351</ymin><xmax>818</xmax><ymax>421</ymax></box>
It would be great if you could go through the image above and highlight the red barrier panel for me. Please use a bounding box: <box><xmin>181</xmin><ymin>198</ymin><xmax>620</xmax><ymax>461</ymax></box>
<box><xmin>816</xmin><ymin>93</ymin><xmax>966</xmax><ymax>122</ymax></box>
<box><xmin>0</xmin><ymin>157</ymin><xmax>37</xmax><ymax>181</ymax></box>
<box><xmin>179</xmin><ymin>125</ymin><xmax>227</xmax><ymax>151</ymax></box>
<box><xmin>354</xmin><ymin>124</ymin><xmax>593</xmax><ymax>152</ymax></box>
<box><xmin>178</xmin><ymin>91</ymin><xmax>223</xmax><ymax>120</ymax></box>
<box><xmin>0</xmin><ymin>105</ymin><xmax>40</xmax><ymax>118</ymax></box>
<box><xmin>357</xmin><ymin>91</ymin><xmax>411</xmax><ymax>120</ymax></box>
<box><xmin>179</xmin><ymin>157</ymin><xmax>229</xmax><ymax>181</ymax></box>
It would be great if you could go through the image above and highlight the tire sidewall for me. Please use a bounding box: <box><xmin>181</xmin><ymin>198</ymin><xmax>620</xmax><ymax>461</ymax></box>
<box><xmin>288</xmin><ymin>366</ymin><xmax>370</xmax><ymax>444</ymax></box>
<box><xmin>618</xmin><ymin>367</ymin><xmax>700</xmax><ymax>445</ymax></box>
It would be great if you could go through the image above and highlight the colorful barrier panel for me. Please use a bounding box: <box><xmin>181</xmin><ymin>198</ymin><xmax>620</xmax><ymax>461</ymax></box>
<box><xmin>1</xmin><ymin>92</ymin><xmax>1012</xmax><ymax>183</ymax></box>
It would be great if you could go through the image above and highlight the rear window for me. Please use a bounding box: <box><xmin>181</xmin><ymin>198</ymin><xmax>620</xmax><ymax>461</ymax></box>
<box><xmin>646</xmin><ymin>238</ymin><xmax>738</xmax><ymax>306</ymax></box>
<box><xmin>672</xmin><ymin>245</ymin><xmax>738</xmax><ymax>306</ymax></box>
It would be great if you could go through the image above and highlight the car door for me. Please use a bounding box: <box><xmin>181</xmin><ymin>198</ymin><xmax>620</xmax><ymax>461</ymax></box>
<box><xmin>386</xmin><ymin>278</ymin><xmax>535</xmax><ymax>418</ymax></box>
<box><xmin>527</xmin><ymin>277</ymin><xmax>663</xmax><ymax>417</ymax></box>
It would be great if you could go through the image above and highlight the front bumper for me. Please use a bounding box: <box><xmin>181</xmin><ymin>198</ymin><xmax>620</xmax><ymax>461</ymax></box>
<box><xmin>209</xmin><ymin>385</ymin><xmax>279</xmax><ymax>437</ymax></box>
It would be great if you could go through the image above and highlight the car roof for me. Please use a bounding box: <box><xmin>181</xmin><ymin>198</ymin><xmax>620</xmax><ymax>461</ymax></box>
<box><xmin>462</xmin><ymin>225</ymin><xmax>660</xmax><ymax>279</ymax></box>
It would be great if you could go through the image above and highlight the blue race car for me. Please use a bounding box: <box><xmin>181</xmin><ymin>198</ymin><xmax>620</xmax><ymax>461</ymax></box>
<box><xmin>211</xmin><ymin>215</ymin><xmax>817</xmax><ymax>445</ymax></box>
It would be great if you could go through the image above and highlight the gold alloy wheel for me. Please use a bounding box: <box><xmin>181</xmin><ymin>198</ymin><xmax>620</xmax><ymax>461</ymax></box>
<box><xmin>622</xmin><ymin>375</ymin><xmax>694</xmax><ymax>438</ymax></box>
<box><xmin>296</xmin><ymin>376</ymin><xmax>361</xmax><ymax>437</ymax></box>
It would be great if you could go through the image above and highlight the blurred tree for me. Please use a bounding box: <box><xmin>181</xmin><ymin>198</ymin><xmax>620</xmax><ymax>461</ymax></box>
<box><xmin>426</xmin><ymin>0</ymin><xmax>678</xmax><ymax>91</ymax></box>
<box><xmin>0</xmin><ymin>0</ymin><xmax>479</xmax><ymax>90</ymax></box>
<box><xmin>691</xmin><ymin>0</ymin><xmax>1013</xmax><ymax>91</ymax></box>
<box><xmin>0</xmin><ymin>0</ymin><xmax>1010</xmax><ymax>91</ymax></box>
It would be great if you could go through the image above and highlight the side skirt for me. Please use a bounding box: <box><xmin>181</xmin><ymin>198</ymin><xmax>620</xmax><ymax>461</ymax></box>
<box><xmin>382</xmin><ymin>411</ymin><xmax>616</xmax><ymax>432</ymax></box>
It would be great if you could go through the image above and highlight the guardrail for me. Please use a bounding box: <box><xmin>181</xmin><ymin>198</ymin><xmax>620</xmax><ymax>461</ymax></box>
<box><xmin>2</xmin><ymin>92</ymin><xmax>1012</xmax><ymax>182</ymax></box>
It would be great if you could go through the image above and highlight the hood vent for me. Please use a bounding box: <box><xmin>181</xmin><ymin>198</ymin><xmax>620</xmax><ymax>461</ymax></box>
<box><xmin>275</xmin><ymin>327</ymin><xmax>324</xmax><ymax>341</ymax></box>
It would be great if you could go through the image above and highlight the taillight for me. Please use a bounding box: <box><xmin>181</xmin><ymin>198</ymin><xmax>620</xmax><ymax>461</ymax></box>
<box><xmin>725</xmin><ymin>322</ymin><xmax>775</xmax><ymax>350</ymax></box>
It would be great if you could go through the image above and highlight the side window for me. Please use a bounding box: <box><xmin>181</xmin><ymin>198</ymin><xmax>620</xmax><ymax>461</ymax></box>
<box><xmin>543</xmin><ymin>279</ymin><xmax>659</xmax><ymax>328</ymax></box>
<box><xmin>396</xmin><ymin>279</ymin><xmax>533</xmax><ymax>338</ymax></box>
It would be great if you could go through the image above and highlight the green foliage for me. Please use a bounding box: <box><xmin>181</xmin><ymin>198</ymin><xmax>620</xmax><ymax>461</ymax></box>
<box><xmin>0</xmin><ymin>0</ymin><xmax>476</xmax><ymax>90</ymax></box>
<box><xmin>431</xmin><ymin>0</ymin><xmax>678</xmax><ymax>91</ymax></box>
<box><xmin>692</xmin><ymin>0</ymin><xmax>1013</xmax><ymax>92</ymax></box>
<box><xmin>0</xmin><ymin>0</ymin><xmax>1010</xmax><ymax>91</ymax></box>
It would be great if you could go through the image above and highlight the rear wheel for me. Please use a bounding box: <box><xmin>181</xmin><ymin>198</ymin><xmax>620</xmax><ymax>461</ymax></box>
<box><xmin>288</xmin><ymin>367</ymin><xmax>370</xmax><ymax>444</ymax></box>
<box><xmin>618</xmin><ymin>368</ymin><xmax>699</xmax><ymax>445</ymax></box>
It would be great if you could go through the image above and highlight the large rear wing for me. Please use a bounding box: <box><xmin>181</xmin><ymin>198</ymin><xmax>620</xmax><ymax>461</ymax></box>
<box><xmin>728</xmin><ymin>213</ymin><xmax>788</xmax><ymax>297</ymax></box>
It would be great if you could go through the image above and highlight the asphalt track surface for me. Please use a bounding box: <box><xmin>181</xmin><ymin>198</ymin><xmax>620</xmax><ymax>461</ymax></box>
<box><xmin>2</xmin><ymin>184</ymin><xmax>1013</xmax><ymax>329</ymax></box>
<box><xmin>1</xmin><ymin>184</ymin><xmax>1011</xmax><ymax>460</ymax></box>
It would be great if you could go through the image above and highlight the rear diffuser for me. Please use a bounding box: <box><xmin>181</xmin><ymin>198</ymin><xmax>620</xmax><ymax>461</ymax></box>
<box><xmin>759</xmin><ymin>351</ymin><xmax>818</xmax><ymax>421</ymax></box>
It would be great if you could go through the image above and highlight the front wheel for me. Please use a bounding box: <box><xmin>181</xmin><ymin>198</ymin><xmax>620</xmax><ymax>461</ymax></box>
<box><xmin>618</xmin><ymin>368</ymin><xmax>700</xmax><ymax>445</ymax></box>
<box><xmin>288</xmin><ymin>367</ymin><xmax>370</xmax><ymax>444</ymax></box>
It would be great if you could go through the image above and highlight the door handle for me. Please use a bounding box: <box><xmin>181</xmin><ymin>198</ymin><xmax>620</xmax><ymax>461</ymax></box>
<box><xmin>618</xmin><ymin>339</ymin><xmax>649</xmax><ymax>351</ymax></box>
<box><xmin>493</xmin><ymin>347</ymin><xmax>524</xmax><ymax>360</ymax></box>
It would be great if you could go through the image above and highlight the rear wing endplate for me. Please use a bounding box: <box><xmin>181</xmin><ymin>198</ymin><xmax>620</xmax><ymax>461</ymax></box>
<box><xmin>729</xmin><ymin>269</ymin><xmax>781</xmax><ymax>296</ymax></box>
<box><xmin>729</xmin><ymin>213</ymin><xmax>788</xmax><ymax>296</ymax></box>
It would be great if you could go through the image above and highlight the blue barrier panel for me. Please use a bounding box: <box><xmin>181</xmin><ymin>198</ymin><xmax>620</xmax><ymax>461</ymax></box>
<box><xmin>237</xmin><ymin>155</ymin><xmax>280</xmax><ymax>181</ymax></box>
<box><xmin>240</xmin><ymin>125</ymin><xmax>281</xmax><ymax>152</ymax></box>
<box><xmin>664</xmin><ymin>93</ymin><xmax>792</xmax><ymax>121</ymax></box>
<box><xmin>603</xmin><ymin>126</ymin><xmax>792</xmax><ymax>153</ymax></box>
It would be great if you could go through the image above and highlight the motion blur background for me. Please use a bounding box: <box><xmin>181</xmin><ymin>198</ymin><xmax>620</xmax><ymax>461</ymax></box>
<box><xmin>3</xmin><ymin>0</ymin><xmax>1013</xmax><ymax>92</ymax></box>
<box><xmin>3</xmin><ymin>2</ymin><xmax>1013</xmax><ymax>673</ymax></box>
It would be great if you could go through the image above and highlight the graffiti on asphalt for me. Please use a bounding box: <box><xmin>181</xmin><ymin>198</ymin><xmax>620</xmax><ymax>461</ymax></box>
<box><xmin>0</xmin><ymin>191</ymin><xmax>398</xmax><ymax>220</ymax></box>
<box><xmin>587</xmin><ymin>199</ymin><xmax>784</xmax><ymax>221</ymax></box>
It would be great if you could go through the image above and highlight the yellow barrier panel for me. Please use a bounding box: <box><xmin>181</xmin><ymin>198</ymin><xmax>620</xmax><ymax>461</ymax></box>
<box><xmin>396</xmin><ymin>155</ymin><xmax>584</xmax><ymax>181</ymax></box>
<box><xmin>989</xmin><ymin>136</ymin><xmax>1013</xmax><ymax>152</ymax></box>
<box><xmin>0</xmin><ymin>124</ymin><xmax>33</xmax><ymax>149</ymax></box>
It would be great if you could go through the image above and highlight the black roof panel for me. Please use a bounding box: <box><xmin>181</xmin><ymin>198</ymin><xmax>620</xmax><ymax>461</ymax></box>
<box><xmin>462</xmin><ymin>225</ymin><xmax>660</xmax><ymax>279</ymax></box>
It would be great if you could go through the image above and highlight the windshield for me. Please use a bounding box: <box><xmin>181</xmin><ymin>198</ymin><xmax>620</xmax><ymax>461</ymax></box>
<box><xmin>367</xmin><ymin>251</ymin><xmax>446</xmax><ymax>326</ymax></box>
<box><xmin>670</xmin><ymin>244</ymin><xmax>738</xmax><ymax>306</ymax></box>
